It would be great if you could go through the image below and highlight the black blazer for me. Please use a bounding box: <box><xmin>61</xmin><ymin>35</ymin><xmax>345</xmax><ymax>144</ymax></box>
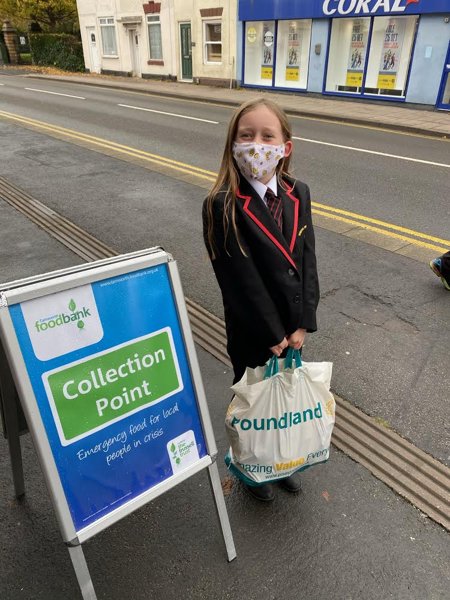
<box><xmin>203</xmin><ymin>175</ymin><xmax>319</xmax><ymax>380</ymax></box>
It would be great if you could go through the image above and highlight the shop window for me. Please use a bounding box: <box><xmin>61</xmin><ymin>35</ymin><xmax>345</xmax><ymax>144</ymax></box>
<box><xmin>325</xmin><ymin>18</ymin><xmax>370</xmax><ymax>93</ymax></box>
<box><xmin>364</xmin><ymin>16</ymin><xmax>417</xmax><ymax>98</ymax></box>
<box><xmin>275</xmin><ymin>20</ymin><xmax>312</xmax><ymax>90</ymax></box>
<box><xmin>147</xmin><ymin>14</ymin><xmax>163</xmax><ymax>60</ymax></box>
<box><xmin>244</xmin><ymin>21</ymin><xmax>276</xmax><ymax>87</ymax></box>
<box><xmin>204</xmin><ymin>21</ymin><xmax>222</xmax><ymax>63</ymax></box>
<box><xmin>99</xmin><ymin>17</ymin><xmax>117</xmax><ymax>56</ymax></box>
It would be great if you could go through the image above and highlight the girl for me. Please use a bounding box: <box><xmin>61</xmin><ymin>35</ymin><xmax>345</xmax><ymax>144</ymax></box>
<box><xmin>202</xmin><ymin>98</ymin><xmax>319</xmax><ymax>502</ymax></box>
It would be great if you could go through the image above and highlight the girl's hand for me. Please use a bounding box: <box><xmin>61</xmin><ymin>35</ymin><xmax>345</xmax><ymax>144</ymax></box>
<box><xmin>270</xmin><ymin>337</ymin><xmax>288</xmax><ymax>357</ymax></box>
<box><xmin>287</xmin><ymin>328</ymin><xmax>306</xmax><ymax>350</ymax></box>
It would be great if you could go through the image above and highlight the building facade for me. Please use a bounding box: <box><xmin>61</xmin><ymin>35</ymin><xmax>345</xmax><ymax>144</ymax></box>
<box><xmin>76</xmin><ymin>0</ymin><xmax>237</xmax><ymax>85</ymax></box>
<box><xmin>238</xmin><ymin>0</ymin><xmax>450</xmax><ymax>109</ymax></box>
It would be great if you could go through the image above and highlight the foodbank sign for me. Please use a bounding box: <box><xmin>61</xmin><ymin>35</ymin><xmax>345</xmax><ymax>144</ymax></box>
<box><xmin>21</xmin><ymin>284</ymin><xmax>104</xmax><ymax>361</ymax></box>
<box><xmin>34</xmin><ymin>298</ymin><xmax>91</xmax><ymax>332</ymax></box>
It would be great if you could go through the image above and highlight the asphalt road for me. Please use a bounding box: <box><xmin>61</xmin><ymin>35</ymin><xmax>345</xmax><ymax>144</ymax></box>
<box><xmin>1</xmin><ymin>73</ymin><xmax>449</xmax><ymax>238</ymax></box>
<box><xmin>0</xmin><ymin>76</ymin><xmax>450</xmax><ymax>600</ymax></box>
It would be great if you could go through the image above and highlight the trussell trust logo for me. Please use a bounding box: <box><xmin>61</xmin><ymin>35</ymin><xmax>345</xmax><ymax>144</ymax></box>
<box><xmin>21</xmin><ymin>284</ymin><xmax>104</xmax><ymax>361</ymax></box>
<box><xmin>34</xmin><ymin>298</ymin><xmax>92</xmax><ymax>333</ymax></box>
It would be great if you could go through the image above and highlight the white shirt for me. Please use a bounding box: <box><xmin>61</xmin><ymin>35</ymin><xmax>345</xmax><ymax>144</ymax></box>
<box><xmin>243</xmin><ymin>174</ymin><xmax>278</xmax><ymax>206</ymax></box>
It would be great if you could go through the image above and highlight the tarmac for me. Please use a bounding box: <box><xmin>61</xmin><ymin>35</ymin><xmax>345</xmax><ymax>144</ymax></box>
<box><xmin>1</xmin><ymin>70</ymin><xmax>450</xmax><ymax>599</ymax></box>
<box><xmin>3</xmin><ymin>66</ymin><xmax>450</xmax><ymax>138</ymax></box>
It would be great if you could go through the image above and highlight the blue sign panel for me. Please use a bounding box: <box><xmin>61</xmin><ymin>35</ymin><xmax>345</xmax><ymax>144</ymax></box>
<box><xmin>239</xmin><ymin>0</ymin><xmax>449</xmax><ymax>21</ymax></box>
<box><xmin>9</xmin><ymin>264</ymin><xmax>207</xmax><ymax>532</ymax></box>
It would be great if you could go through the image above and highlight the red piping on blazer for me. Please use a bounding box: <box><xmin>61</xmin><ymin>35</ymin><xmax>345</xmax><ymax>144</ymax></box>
<box><xmin>283</xmin><ymin>182</ymin><xmax>299</xmax><ymax>254</ymax></box>
<box><xmin>237</xmin><ymin>186</ymin><xmax>298</xmax><ymax>271</ymax></box>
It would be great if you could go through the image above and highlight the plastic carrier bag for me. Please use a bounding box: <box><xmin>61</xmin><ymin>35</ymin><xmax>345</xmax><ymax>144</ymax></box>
<box><xmin>225</xmin><ymin>349</ymin><xmax>335</xmax><ymax>486</ymax></box>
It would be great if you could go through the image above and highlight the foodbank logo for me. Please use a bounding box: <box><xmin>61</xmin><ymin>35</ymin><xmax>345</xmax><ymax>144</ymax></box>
<box><xmin>35</xmin><ymin>299</ymin><xmax>92</xmax><ymax>333</ymax></box>
<box><xmin>169</xmin><ymin>442</ymin><xmax>181</xmax><ymax>465</ymax></box>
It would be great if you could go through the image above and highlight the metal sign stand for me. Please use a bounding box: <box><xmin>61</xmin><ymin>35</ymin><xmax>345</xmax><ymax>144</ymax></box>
<box><xmin>0</xmin><ymin>249</ymin><xmax>236</xmax><ymax>600</ymax></box>
<box><xmin>67</xmin><ymin>544</ymin><xmax>97</xmax><ymax>600</ymax></box>
<box><xmin>0</xmin><ymin>338</ymin><xmax>25</xmax><ymax>499</ymax></box>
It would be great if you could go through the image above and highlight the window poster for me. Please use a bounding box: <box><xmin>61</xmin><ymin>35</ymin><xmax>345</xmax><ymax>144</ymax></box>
<box><xmin>285</xmin><ymin>22</ymin><xmax>301</xmax><ymax>82</ymax></box>
<box><xmin>346</xmin><ymin>20</ymin><xmax>368</xmax><ymax>87</ymax></box>
<box><xmin>261</xmin><ymin>24</ymin><xmax>274</xmax><ymax>80</ymax></box>
<box><xmin>377</xmin><ymin>18</ymin><xmax>406</xmax><ymax>90</ymax></box>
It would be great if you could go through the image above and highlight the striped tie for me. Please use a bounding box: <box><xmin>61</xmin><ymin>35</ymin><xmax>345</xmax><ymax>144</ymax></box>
<box><xmin>265</xmin><ymin>188</ymin><xmax>283</xmax><ymax>230</ymax></box>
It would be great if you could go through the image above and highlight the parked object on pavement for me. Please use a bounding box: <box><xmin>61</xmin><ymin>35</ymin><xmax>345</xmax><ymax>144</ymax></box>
<box><xmin>429</xmin><ymin>251</ymin><xmax>450</xmax><ymax>291</ymax></box>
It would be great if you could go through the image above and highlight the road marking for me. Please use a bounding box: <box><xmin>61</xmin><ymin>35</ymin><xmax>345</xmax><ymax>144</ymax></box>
<box><xmin>313</xmin><ymin>202</ymin><xmax>450</xmax><ymax>247</ymax></box>
<box><xmin>0</xmin><ymin>109</ymin><xmax>216</xmax><ymax>180</ymax></box>
<box><xmin>24</xmin><ymin>87</ymin><xmax>86</xmax><ymax>100</ymax></box>
<box><xmin>293</xmin><ymin>136</ymin><xmax>450</xmax><ymax>168</ymax></box>
<box><xmin>289</xmin><ymin>113</ymin><xmax>450</xmax><ymax>142</ymax></box>
<box><xmin>313</xmin><ymin>208</ymin><xmax>448</xmax><ymax>253</ymax></box>
<box><xmin>118</xmin><ymin>103</ymin><xmax>219</xmax><ymax>124</ymax></box>
<box><xmin>0</xmin><ymin>109</ymin><xmax>446</xmax><ymax>253</ymax></box>
<box><xmin>0</xmin><ymin>83</ymin><xmax>4</xmax><ymax>86</ymax></box>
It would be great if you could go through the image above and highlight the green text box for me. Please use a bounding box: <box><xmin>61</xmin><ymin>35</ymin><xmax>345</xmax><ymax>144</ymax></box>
<box><xmin>45</xmin><ymin>330</ymin><xmax>181</xmax><ymax>443</ymax></box>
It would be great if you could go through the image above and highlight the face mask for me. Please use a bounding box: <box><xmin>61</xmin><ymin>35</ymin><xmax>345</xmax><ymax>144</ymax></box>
<box><xmin>232</xmin><ymin>142</ymin><xmax>285</xmax><ymax>181</ymax></box>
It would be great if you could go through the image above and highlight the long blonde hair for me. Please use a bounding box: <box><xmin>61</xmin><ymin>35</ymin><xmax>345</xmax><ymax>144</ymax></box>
<box><xmin>205</xmin><ymin>98</ymin><xmax>293</xmax><ymax>259</ymax></box>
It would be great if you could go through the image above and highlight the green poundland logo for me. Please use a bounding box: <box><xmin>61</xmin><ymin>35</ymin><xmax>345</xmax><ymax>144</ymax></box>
<box><xmin>43</xmin><ymin>328</ymin><xmax>182</xmax><ymax>445</ymax></box>
<box><xmin>35</xmin><ymin>299</ymin><xmax>91</xmax><ymax>332</ymax></box>
<box><xmin>231</xmin><ymin>403</ymin><xmax>323</xmax><ymax>432</ymax></box>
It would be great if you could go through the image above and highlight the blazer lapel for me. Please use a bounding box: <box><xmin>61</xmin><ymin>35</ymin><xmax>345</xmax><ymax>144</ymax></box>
<box><xmin>236</xmin><ymin>179</ymin><xmax>298</xmax><ymax>271</ymax></box>
<box><xmin>279</xmin><ymin>181</ymin><xmax>300</xmax><ymax>255</ymax></box>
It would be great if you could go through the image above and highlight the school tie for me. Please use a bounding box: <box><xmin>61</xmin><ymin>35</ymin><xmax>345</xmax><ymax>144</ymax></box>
<box><xmin>265</xmin><ymin>188</ymin><xmax>283</xmax><ymax>231</ymax></box>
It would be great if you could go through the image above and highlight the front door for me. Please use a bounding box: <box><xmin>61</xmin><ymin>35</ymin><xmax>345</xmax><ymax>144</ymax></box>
<box><xmin>87</xmin><ymin>27</ymin><xmax>100</xmax><ymax>74</ymax></box>
<box><xmin>129</xmin><ymin>29</ymin><xmax>141</xmax><ymax>77</ymax></box>
<box><xmin>180</xmin><ymin>23</ymin><xmax>192</xmax><ymax>80</ymax></box>
<box><xmin>436</xmin><ymin>42</ymin><xmax>450</xmax><ymax>111</ymax></box>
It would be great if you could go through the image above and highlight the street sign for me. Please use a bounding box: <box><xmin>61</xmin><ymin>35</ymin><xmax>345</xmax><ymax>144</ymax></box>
<box><xmin>0</xmin><ymin>247</ymin><xmax>235</xmax><ymax>599</ymax></box>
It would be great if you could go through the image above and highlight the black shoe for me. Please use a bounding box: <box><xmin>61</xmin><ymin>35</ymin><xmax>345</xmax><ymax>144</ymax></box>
<box><xmin>278</xmin><ymin>473</ymin><xmax>302</xmax><ymax>493</ymax></box>
<box><xmin>243</xmin><ymin>482</ymin><xmax>275</xmax><ymax>502</ymax></box>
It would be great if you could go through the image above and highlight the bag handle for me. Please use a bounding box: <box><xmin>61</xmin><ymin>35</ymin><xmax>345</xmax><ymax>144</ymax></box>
<box><xmin>285</xmin><ymin>347</ymin><xmax>303</xmax><ymax>369</ymax></box>
<box><xmin>264</xmin><ymin>355</ymin><xmax>279</xmax><ymax>379</ymax></box>
<box><xmin>264</xmin><ymin>348</ymin><xmax>302</xmax><ymax>379</ymax></box>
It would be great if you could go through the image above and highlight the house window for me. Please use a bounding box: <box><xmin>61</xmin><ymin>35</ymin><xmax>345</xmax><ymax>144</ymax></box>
<box><xmin>99</xmin><ymin>17</ymin><xmax>117</xmax><ymax>56</ymax></box>
<box><xmin>204</xmin><ymin>21</ymin><xmax>222</xmax><ymax>63</ymax></box>
<box><xmin>147</xmin><ymin>15</ymin><xmax>163</xmax><ymax>59</ymax></box>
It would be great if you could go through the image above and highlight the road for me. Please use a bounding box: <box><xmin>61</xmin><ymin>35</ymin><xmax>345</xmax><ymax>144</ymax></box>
<box><xmin>0</xmin><ymin>72</ymin><xmax>450</xmax><ymax>600</ymax></box>
<box><xmin>1</xmin><ymin>73</ymin><xmax>449</xmax><ymax>237</ymax></box>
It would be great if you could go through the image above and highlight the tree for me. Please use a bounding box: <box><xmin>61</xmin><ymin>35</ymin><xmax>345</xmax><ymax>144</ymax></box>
<box><xmin>0</xmin><ymin>0</ymin><xmax>78</xmax><ymax>32</ymax></box>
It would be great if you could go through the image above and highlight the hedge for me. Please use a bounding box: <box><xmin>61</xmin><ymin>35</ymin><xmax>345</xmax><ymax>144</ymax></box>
<box><xmin>29</xmin><ymin>33</ymin><xmax>84</xmax><ymax>71</ymax></box>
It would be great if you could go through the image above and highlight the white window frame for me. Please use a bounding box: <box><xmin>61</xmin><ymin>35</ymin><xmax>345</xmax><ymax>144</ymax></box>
<box><xmin>99</xmin><ymin>17</ymin><xmax>118</xmax><ymax>57</ymax></box>
<box><xmin>147</xmin><ymin>14</ymin><xmax>163</xmax><ymax>60</ymax></box>
<box><xmin>203</xmin><ymin>20</ymin><xmax>222</xmax><ymax>65</ymax></box>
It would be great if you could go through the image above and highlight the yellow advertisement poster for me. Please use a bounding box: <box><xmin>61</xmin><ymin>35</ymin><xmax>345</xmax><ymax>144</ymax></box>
<box><xmin>261</xmin><ymin>67</ymin><xmax>273</xmax><ymax>80</ymax></box>
<box><xmin>285</xmin><ymin>67</ymin><xmax>300</xmax><ymax>82</ymax></box>
<box><xmin>377</xmin><ymin>19</ymin><xmax>406</xmax><ymax>91</ymax></box>
<box><xmin>346</xmin><ymin>71</ymin><xmax>363</xmax><ymax>87</ymax></box>
<box><xmin>377</xmin><ymin>74</ymin><xmax>396</xmax><ymax>89</ymax></box>
<box><xmin>346</xmin><ymin>19</ymin><xmax>367</xmax><ymax>89</ymax></box>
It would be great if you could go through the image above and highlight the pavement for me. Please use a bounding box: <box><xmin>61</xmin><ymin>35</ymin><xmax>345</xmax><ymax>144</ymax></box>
<box><xmin>1</xmin><ymin>200</ymin><xmax>450</xmax><ymax>599</ymax></box>
<box><xmin>1</xmin><ymin>69</ymin><xmax>450</xmax><ymax>599</ymax></box>
<box><xmin>1</xmin><ymin>66</ymin><xmax>450</xmax><ymax>138</ymax></box>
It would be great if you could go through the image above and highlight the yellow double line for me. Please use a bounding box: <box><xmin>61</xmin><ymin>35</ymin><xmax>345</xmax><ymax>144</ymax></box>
<box><xmin>313</xmin><ymin>203</ymin><xmax>450</xmax><ymax>253</ymax></box>
<box><xmin>0</xmin><ymin>109</ymin><xmax>217</xmax><ymax>182</ymax></box>
<box><xmin>1</xmin><ymin>109</ymin><xmax>448</xmax><ymax>254</ymax></box>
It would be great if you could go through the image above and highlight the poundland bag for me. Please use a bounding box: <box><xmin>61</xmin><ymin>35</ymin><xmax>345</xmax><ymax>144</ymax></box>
<box><xmin>225</xmin><ymin>349</ymin><xmax>335</xmax><ymax>486</ymax></box>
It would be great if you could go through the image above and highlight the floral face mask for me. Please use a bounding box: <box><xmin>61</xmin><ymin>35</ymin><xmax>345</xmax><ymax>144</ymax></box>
<box><xmin>232</xmin><ymin>142</ymin><xmax>285</xmax><ymax>181</ymax></box>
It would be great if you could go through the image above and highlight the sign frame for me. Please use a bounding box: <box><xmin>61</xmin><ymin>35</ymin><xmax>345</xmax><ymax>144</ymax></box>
<box><xmin>0</xmin><ymin>247</ymin><xmax>236</xmax><ymax>598</ymax></box>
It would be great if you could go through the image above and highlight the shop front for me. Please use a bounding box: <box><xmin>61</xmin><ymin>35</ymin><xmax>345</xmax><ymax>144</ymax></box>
<box><xmin>239</xmin><ymin>0</ymin><xmax>450</xmax><ymax>107</ymax></box>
